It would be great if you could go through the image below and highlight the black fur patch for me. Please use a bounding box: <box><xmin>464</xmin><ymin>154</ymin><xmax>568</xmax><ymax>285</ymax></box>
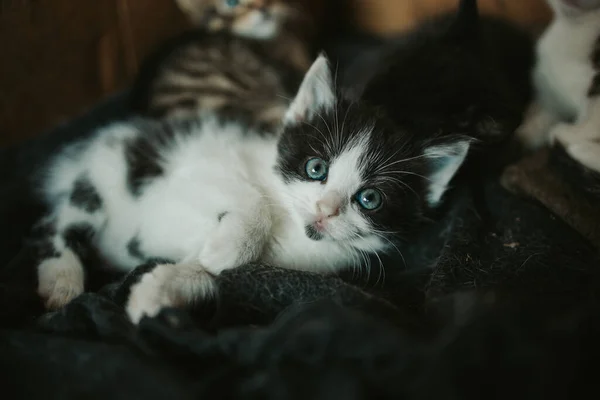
<box><xmin>217</xmin><ymin>212</ymin><xmax>229</xmax><ymax>222</ymax></box>
<box><xmin>124</xmin><ymin>119</ymin><xmax>195</xmax><ymax>196</ymax></box>
<box><xmin>127</xmin><ymin>236</ymin><xmax>145</xmax><ymax>260</ymax></box>
<box><xmin>588</xmin><ymin>74</ymin><xmax>600</xmax><ymax>97</ymax></box>
<box><xmin>592</xmin><ymin>34</ymin><xmax>600</xmax><ymax>69</ymax></box>
<box><xmin>305</xmin><ymin>225</ymin><xmax>324</xmax><ymax>241</ymax></box>
<box><xmin>29</xmin><ymin>220</ymin><xmax>60</xmax><ymax>259</ymax></box>
<box><xmin>70</xmin><ymin>175</ymin><xmax>102</xmax><ymax>213</ymax></box>
<box><xmin>62</xmin><ymin>223</ymin><xmax>96</xmax><ymax>259</ymax></box>
<box><xmin>35</xmin><ymin>241</ymin><xmax>61</xmax><ymax>260</ymax></box>
<box><xmin>124</xmin><ymin>136</ymin><xmax>165</xmax><ymax>197</ymax></box>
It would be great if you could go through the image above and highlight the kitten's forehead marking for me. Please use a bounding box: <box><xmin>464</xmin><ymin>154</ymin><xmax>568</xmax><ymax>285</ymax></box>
<box><xmin>326</xmin><ymin>127</ymin><xmax>373</xmax><ymax>195</ymax></box>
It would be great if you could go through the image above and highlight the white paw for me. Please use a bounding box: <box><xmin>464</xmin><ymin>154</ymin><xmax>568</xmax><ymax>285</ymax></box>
<box><xmin>37</xmin><ymin>249</ymin><xmax>85</xmax><ymax>310</ymax></box>
<box><xmin>565</xmin><ymin>142</ymin><xmax>600</xmax><ymax>173</ymax></box>
<box><xmin>514</xmin><ymin>102</ymin><xmax>561</xmax><ymax>150</ymax></box>
<box><xmin>548</xmin><ymin>123</ymin><xmax>576</xmax><ymax>146</ymax></box>
<box><xmin>125</xmin><ymin>263</ymin><xmax>217</xmax><ymax>325</ymax></box>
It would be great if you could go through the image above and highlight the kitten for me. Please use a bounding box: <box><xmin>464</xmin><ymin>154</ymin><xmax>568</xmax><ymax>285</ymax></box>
<box><xmin>344</xmin><ymin>0</ymin><xmax>533</xmax><ymax>150</ymax></box>
<box><xmin>130</xmin><ymin>0</ymin><xmax>314</xmax><ymax>132</ymax></box>
<box><xmin>515</xmin><ymin>0</ymin><xmax>600</xmax><ymax>173</ymax></box>
<box><xmin>33</xmin><ymin>54</ymin><xmax>471</xmax><ymax>323</ymax></box>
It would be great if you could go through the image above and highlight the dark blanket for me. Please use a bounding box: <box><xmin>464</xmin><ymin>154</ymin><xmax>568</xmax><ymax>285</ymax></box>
<box><xmin>2</xmin><ymin>42</ymin><xmax>600</xmax><ymax>398</ymax></box>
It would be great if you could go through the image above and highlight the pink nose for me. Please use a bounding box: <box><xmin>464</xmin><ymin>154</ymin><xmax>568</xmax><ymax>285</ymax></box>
<box><xmin>316</xmin><ymin>200</ymin><xmax>340</xmax><ymax>218</ymax></box>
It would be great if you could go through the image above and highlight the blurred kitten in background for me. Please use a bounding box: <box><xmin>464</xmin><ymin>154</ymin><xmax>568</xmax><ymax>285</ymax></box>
<box><xmin>515</xmin><ymin>0</ymin><xmax>600</xmax><ymax>173</ymax></box>
<box><xmin>131</xmin><ymin>0</ymin><xmax>315</xmax><ymax>132</ymax></box>
<box><xmin>175</xmin><ymin>0</ymin><xmax>308</xmax><ymax>40</ymax></box>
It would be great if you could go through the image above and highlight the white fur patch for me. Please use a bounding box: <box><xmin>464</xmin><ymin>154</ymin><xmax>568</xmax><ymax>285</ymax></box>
<box><xmin>565</xmin><ymin>142</ymin><xmax>600</xmax><ymax>172</ymax></box>
<box><xmin>233</xmin><ymin>11</ymin><xmax>279</xmax><ymax>39</ymax></box>
<box><xmin>198</xmin><ymin>192</ymin><xmax>272</xmax><ymax>274</ymax></box>
<box><xmin>37</xmin><ymin>249</ymin><xmax>85</xmax><ymax>310</ymax></box>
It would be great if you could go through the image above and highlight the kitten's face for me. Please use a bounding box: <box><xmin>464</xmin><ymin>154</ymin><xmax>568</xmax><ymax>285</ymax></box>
<box><xmin>176</xmin><ymin>0</ymin><xmax>298</xmax><ymax>39</ymax></box>
<box><xmin>548</xmin><ymin>0</ymin><xmax>600</xmax><ymax>15</ymax></box>
<box><xmin>276</xmin><ymin>56</ymin><xmax>470</xmax><ymax>251</ymax></box>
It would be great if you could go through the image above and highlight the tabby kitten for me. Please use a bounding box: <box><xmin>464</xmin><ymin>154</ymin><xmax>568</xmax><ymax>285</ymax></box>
<box><xmin>515</xmin><ymin>0</ymin><xmax>600</xmax><ymax>173</ymax></box>
<box><xmin>34</xmin><ymin>54</ymin><xmax>471</xmax><ymax>324</ymax></box>
<box><xmin>130</xmin><ymin>0</ymin><xmax>314</xmax><ymax>132</ymax></box>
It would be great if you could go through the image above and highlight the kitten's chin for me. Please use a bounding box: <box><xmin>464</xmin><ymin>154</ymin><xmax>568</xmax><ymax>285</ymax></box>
<box><xmin>233</xmin><ymin>12</ymin><xmax>280</xmax><ymax>39</ymax></box>
<box><xmin>304</xmin><ymin>224</ymin><xmax>325</xmax><ymax>241</ymax></box>
<box><xmin>303</xmin><ymin>221</ymin><xmax>365</xmax><ymax>244</ymax></box>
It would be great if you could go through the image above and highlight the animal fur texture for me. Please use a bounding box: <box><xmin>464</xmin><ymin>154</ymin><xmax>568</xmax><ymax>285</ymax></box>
<box><xmin>31</xmin><ymin>0</ymin><xmax>538</xmax><ymax>325</ymax></box>
<box><xmin>516</xmin><ymin>0</ymin><xmax>600</xmax><ymax>173</ymax></box>
<box><xmin>1</xmin><ymin>3</ymin><xmax>599</xmax><ymax>396</ymax></box>
<box><xmin>131</xmin><ymin>0</ymin><xmax>314</xmax><ymax>132</ymax></box>
<box><xmin>34</xmin><ymin>55</ymin><xmax>471</xmax><ymax>323</ymax></box>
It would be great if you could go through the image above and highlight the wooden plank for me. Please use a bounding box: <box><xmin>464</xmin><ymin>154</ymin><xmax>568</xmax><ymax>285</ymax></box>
<box><xmin>0</xmin><ymin>0</ymin><xmax>123</xmax><ymax>144</ymax></box>
<box><xmin>0</xmin><ymin>0</ymin><xmax>187</xmax><ymax>146</ymax></box>
<box><xmin>350</xmin><ymin>0</ymin><xmax>552</xmax><ymax>36</ymax></box>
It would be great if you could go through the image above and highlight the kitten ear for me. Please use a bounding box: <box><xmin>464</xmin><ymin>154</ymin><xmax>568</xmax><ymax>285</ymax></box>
<box><xmin>284</xmin><ymin>54</ymin><xmax>336</xmax><ymax>126</ymax></box>
<box><xmin>423</xmin><ymin>140</ymin><xmax>471</xmax><ymax>207</ymax></box>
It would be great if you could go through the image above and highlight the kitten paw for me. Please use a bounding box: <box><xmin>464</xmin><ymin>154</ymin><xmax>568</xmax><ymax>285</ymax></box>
<box><xmin>550</xmin><ymin>122</ymin><xmax>600</xmax><ymax>147</ymax></box>
<box><xmin>565</xmin><ymin>142</ymin><xmax>600</xmax><ymax>173</ymax></box>
<box><xmin>549</xmin><ymin>123</ymin><xmax>576</xmax><ymax>146</ymax></box>
<box><xmin>37</xmin><ymin>249</ymin><xmax>85</xmax><ymax>310</ymax></box>
<box><xmin>125</xmin><ymin>263</ymin><xmax>217</xmax><ymax>325</ymax></box>
<box><xmin>514</xmin><ymin>105</ymin><xmax>557</xmax><ymax>150</ymax></box>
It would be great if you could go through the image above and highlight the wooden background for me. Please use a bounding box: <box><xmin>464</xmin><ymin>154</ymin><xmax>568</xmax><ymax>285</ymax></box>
<box><xmin>351</xmin><ymin>0</ymin><xmax>552</xmax><ymax>36</ymax></box>
<box><xmin>0</xmin><ymin>0</ymin><xmax>552</xmax><ymax>147</ymax></box>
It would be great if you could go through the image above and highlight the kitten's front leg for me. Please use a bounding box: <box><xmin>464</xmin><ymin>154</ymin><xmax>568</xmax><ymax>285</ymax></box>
<box><xmin>564</xmin><ymin>142</ymin><xmax>600</xmax><ymax>173</ymax></box>
<box><xmin>126</xmin><ymin>193</ymin><xmax>272</xmax><ymax>324</ymax></box>
<box><xmin>515</xmin><ymin>101</ymin><xmax>559</xmax><ymax>150</ymax></box>
<box><xmin>125</xmin><ymin>262</ymin><xmax>216</xmax><ymax>324</ymax></box>
<box><xmin>198</xmin><ymin>195</ymin><xmax>272</xmax><ymax>275</ymax></box>
<box><xmin>550</xmin><ymin>98</ymin><xmax>600</xmax><ymax>142</ymax></box>
<box><xmin>36</xmin><ymin>200</ymin><xmax>106</xmax><ymax>310</ymax></box>
<box><xmin>551</xmin><ymin>98</ymin><xmax>600</xmax><ymax>172</ymax></box>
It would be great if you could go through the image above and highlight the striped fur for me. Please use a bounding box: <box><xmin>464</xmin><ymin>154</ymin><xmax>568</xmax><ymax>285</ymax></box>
<box><xmin>132</xmin><ymin>0</ymin><xmax>313</xmax><ymax>133</ymax></box>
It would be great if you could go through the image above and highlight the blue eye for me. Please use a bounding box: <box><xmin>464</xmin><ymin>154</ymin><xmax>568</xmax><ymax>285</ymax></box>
<box><xmin>225</xmin><ymin>0</ymin><xmax>239</xmax><ymax>7</ymax></box>
<box><xmin>305</xmin><ymin>158</ymin><xmax>328</xmax><ymax>181</ymax></box>
<box><xmin>355</xmin><ymin>188</ymin><xmax>383</xmax><ymax>211</ymax></box>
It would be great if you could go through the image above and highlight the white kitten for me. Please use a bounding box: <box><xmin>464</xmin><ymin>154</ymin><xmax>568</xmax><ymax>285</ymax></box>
<box><xmin>516</xmin><ymin>0</ymin><xmax>600</xmax><ymax>173</ymax></box>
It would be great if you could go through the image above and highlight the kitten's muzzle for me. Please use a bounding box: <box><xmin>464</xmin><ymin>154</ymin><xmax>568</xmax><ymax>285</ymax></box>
<box><xmin>316</xmin><ymin>193</ymin><xmax>342</xmax><ymax>219</ymax></box>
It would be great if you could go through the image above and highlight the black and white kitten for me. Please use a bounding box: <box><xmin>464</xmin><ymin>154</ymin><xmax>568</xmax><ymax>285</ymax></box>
<box><xmin>516</xmin><ymin>0</ymin><xmax>600</xmax><ymax>173</ymax></box>
<box><xmin>34</xmin><ymin>55</ymin><xmax>470</xmax><ymax>323</ymax></box>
